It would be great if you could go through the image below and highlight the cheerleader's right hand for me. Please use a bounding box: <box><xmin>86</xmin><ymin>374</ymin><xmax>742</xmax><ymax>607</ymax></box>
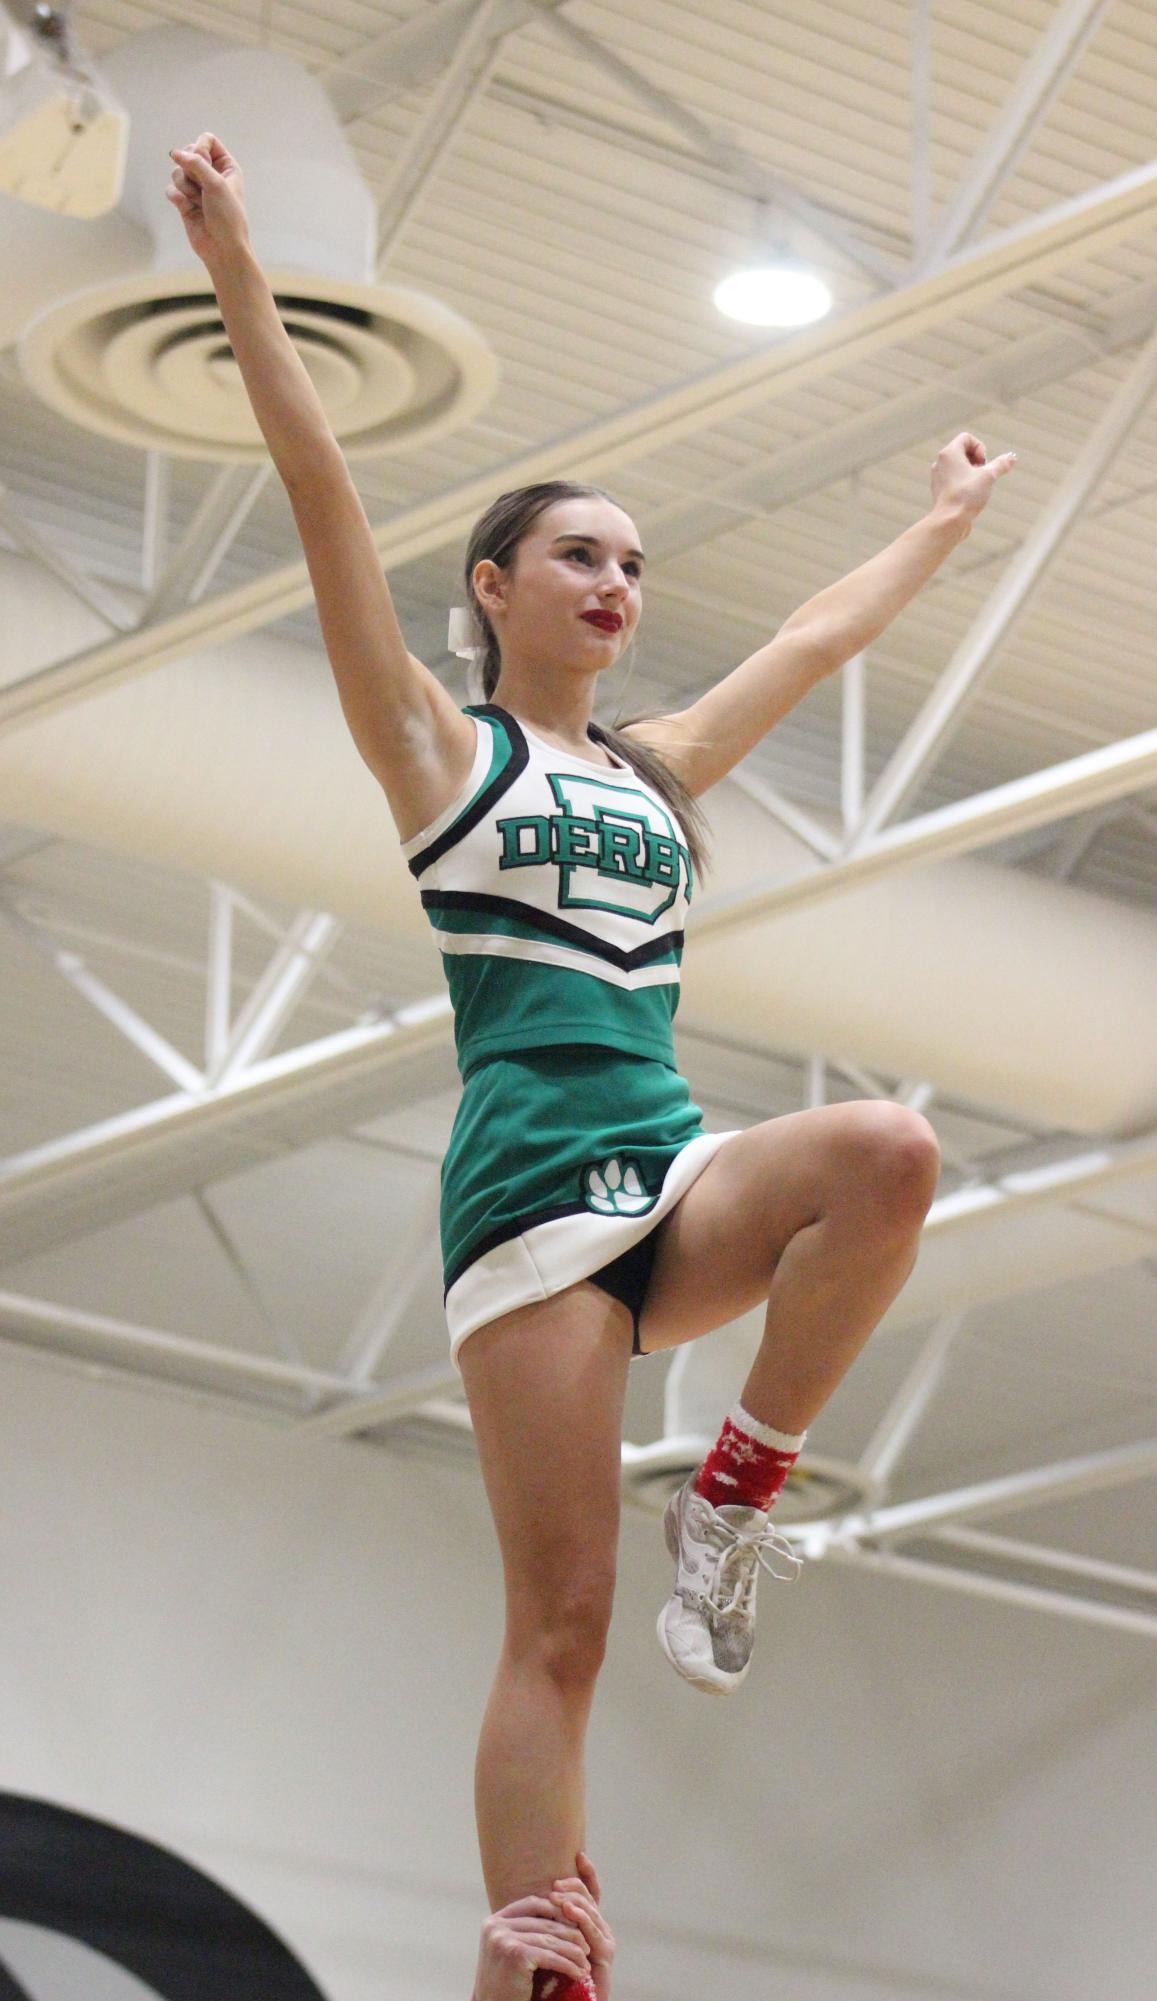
<box><xmin>165</xmin><ymin>132</ymin><xmax>251</xmax><ymax>268</ymax></box>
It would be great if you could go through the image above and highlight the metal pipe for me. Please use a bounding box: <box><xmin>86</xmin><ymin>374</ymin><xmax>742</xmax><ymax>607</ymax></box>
<box><xmin>826</xmin><ymin>1540</ymin><xmax>1157</xmax><ymax>1640</ymax></box>
<box><xmin>838</xmin><ymin>1438</ymin><xmax>1157</xmax><ymax>1541</ymax></box>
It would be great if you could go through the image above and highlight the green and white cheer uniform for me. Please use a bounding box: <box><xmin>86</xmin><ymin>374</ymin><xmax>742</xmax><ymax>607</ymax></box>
<box><xmin>401</xmin><ymin>703</ymin><xmax>736</xmax><ymax>1367</ymax></box>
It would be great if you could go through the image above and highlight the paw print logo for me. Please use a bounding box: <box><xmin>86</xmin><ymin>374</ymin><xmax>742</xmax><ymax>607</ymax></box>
<box><xmin>583</xmin><ymin>1155</ymin><xmax>657</xmax><ymax>1216</ymax></box>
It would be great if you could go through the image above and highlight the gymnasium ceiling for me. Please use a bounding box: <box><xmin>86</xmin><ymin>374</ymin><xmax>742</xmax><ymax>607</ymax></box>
<box><xmin>1</xmin><ymin>1</ymin><xmax>1155</xmax><ymax>1639</ymax></box>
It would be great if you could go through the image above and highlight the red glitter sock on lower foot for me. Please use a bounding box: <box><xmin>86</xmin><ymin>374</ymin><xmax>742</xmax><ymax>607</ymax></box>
<box><xmin>531</xmin><ymin>1974</ymin><xmax>596</xmax><ymax>2000</ymax></box>
<box><xmin>694</xmin><ymin>1400</ymin><xmax>806</xmax><ymax>1512</ymax></box>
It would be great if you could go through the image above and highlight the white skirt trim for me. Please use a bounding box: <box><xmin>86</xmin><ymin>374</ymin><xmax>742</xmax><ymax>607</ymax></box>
<box><xmin>446</xmin><ymin>1126</ymin><xmax>740</xmax><ymax>1369</ymax></box>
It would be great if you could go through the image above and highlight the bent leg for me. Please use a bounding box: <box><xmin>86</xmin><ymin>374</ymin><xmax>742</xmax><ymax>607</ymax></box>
<box><xmin>458</xmin><ymin>1282</ymin><xmax>632</xmax><ymax>1911</ymax></box>
<box><xmin>640</xmin><ymin>1100</ymin><xmax>942</xmax><ymax>1430</ymax></box>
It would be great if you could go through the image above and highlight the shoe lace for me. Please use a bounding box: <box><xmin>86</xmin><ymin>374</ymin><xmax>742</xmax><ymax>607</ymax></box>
<box><xmin>700</xmin><ymin>1512</ymin><xmax>803</xmax><ymax>1618</ymax></box>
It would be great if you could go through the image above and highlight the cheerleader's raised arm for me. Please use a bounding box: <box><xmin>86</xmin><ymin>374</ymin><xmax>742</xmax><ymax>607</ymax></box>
<box><xmin>627</xmin><ymin>431</ymin><xmax>1017</xmax><ymax>798</ymax></box>
<box><xmin>165</xmin><ymin>132</ymin><xmax>476</xmax><ymax>841</ymax></box>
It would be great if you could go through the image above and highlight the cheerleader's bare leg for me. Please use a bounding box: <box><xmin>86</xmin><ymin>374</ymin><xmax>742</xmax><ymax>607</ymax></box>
<box><xmin>458</xmin><ymin>1283</ymin><xmax>633</xmax><ymax>1914</ymax></box>
<box><xmin>459</xmin><ymin>1097</ymin><xmax>940</xmax><ymax>1907</ymax></box>
<box><xmin>640</xmin><ymin>1098</ymin><xmax>942</xmax><ymax>1424</ymax></box>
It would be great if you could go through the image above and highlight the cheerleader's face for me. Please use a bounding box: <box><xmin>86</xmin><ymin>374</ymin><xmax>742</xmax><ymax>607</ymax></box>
<box><xmin>474</xmin><ymin>495</ymin><xmax>645</xmax><ymax>678</ymax></box>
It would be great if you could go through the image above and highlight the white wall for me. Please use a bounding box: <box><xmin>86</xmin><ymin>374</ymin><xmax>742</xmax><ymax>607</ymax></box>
<box><xmin>0</xmin><ymin>1346</ymin><xmax>1152</xmax><ymax>2001</ymax></box>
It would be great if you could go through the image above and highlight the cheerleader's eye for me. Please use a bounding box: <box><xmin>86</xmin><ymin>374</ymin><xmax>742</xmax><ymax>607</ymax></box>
<box><xmin>562</xmin><ymin>544</ymin><xmax>642</xmax><ymax>577</ymax></box>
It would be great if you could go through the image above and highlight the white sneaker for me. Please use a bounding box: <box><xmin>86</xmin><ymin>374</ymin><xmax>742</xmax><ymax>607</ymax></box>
<box><xmin>657</xmin><ymin>1475</ymin><xmax>802</xmax><ymax>1695</ymax></box>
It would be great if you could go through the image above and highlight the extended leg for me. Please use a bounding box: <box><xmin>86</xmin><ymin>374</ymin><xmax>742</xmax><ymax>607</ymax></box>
<box><xmin>458</xmin><ymin>1283</ymin><xmax>632</xmax><ymax>1912</ymax></box>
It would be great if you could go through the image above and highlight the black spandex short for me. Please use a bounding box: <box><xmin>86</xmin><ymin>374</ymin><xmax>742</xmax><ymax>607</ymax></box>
<box><xmin>587</xmin><ymin>1229</ymin><xmax>659</xmax><ymax>1357</ymax></box>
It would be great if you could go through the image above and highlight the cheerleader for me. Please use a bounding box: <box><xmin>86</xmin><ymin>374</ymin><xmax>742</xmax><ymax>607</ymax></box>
<box><xmin>167</xmin><ymin>131</ymin><xmax>1016</xmax><ymax>2000</ymax></box>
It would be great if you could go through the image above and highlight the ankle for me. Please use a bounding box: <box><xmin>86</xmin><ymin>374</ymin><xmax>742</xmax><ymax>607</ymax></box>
<box><xmin>695</xmin><ymin>1401</ymin><xmax>806</xmax><ymax>1513</ymax></box>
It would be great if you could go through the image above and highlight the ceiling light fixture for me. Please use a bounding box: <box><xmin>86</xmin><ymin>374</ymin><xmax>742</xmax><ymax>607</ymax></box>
<box><xmin>714</xmin><ymin>198</ymin><xmax>833</xmax><ymax>328</ymax></box>
<box><xmin>714</xmin><ymin>257</ymin><xmax>833</xmax><ymax>327</ymax></box>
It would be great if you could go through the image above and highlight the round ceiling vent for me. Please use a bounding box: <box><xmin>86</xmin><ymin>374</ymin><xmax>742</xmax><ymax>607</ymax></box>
<box><xmin>17</xmin><ymin>265</ymin><xmax>498</xmax><ymax>461</ymax></box>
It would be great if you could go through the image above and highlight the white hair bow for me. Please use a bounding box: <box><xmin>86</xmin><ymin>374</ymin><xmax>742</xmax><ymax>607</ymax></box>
<box><xmin>448</xmin><ymin>606</ymin><xmax>486</xmax><ymax>660</ymax></box>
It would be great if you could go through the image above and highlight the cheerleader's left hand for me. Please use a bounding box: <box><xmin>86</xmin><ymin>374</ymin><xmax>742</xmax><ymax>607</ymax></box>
<box><xmin>930</xmin><ymin>430</ymin><xmax>1017</xmax><ymax>522</ymax></box>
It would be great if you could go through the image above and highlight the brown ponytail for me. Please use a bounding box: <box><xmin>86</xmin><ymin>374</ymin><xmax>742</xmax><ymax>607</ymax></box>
<box><xmin>461</xmin><ymin>480</ymin><xmax>709</xmax><ymax>878</ymax></box>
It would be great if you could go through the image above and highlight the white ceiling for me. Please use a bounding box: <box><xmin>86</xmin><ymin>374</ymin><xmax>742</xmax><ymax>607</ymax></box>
<box><xmin>0</xmin><ymin>0</ymin><xmax>1155</xmax><ymax>1656</ymax></box>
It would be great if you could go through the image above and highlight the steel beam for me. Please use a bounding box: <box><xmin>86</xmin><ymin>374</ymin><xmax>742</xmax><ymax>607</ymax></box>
<box><xmin>333</xmin><ymin>1182</ymin><xmax>443</xmax><ymax>1384</ymax></box>
<box><xmin>2</xmin><ymin>1275</ymin><xmax>1149</xmax><ymax>1641</ymax></box>
<box><xmin>910</xmin><ymin>0</ymin><xmax>932</xmax><ymax>257</ymax></box>
<box><xmin>140</xmin><ymin>452</ymin><xmax>170</xmax><ymax>594</ymax></box>
<box><xmin>0</xmin><ymin>897</ymin><xmax>205</xmax><ymax>1093</ymax></box>
<box><xmin>205</xmin><ymin>909</ymin><xmax>343</xmax><ymax>1087</ymax></box>
<box><xmin>205</xmin><ymin>882</ymin><xmax>235</xmax><ymax>1070</ymax></box>
<box><xmin>141</xmin><ymin>465</ymin><xmax>272</xmax><ymax>624</ymax></box>
<box><xmin>3</xmin><ymin>1044</ymin><xmax>1149</xmax><ymax>1351</ymax></box>
<box><xmin>857</xmin><ymin>1309</ymin><xmax>968</xmax><ymax>1489</ymax></box>
<box><xmin>295</xmin><ymin>1361</ymin><xmax>464</xmax><ymax>1437</ymax></box>
<box><xmin>327</xmin><ymin>0</ymin><xmax>897</xmax><ymax>285</ymax></box>
<box><xmin>0</xmin><ymin>1286</ymin><xmax>353</xmax><ymax>1402</ymax></box>
<box><xmin>834</xmin><ymin>1437</ymin><xmax>1157</xmax><ymax>1542</ymax></box>
<box><xmin>194</xmin><ymin>1186</ymin><xmax>302</xmax><ymax>1366</ymax></box>
<box><xmin>840</xmin><ymin>652</ymin><xmax>866</xmax><ymax>835</ymax></box>
<box><xmin>627</xmin><ymin>312</ymin><xmax>1117</xmax><ymax>568</ymax></box>
<box><xmin>825</xmin><ymin>1539</ymin><xmax>1157</xmax><ymax>1639</ymax></box>
<box><xmin>7</xmin><ymin>162</ymin><xmax>1157</xmax><ymax>737</ymax></box>
<box><xmin>841</xmin><ymin>472</ymin><xmax>867</xmax><ymax>834</ymax></box>
<box><xmin>931</xmin><ymin>1525</ymin><xmax>1157</xmax><ymax>1599</ymax></box>
<box><xmin>846</xmin><ymin>320</ymin><xmax>1157</xmax><ymax>845</ymax></box>
<box><xmin>323</xmin><ymin>0</ymin><xmax>563</xmax><ymax>123</ymax></box>
<box><xmin>482</xmin><ymin>77</ymin><xmax>908</xmax><ymax>244</ymax></box>
<box><xmin>925</xmin><ymin>1125</ymin><xmax>1157</xmax><ymax>1235</ymax></box>
<box><xmin>0</xmin><ymin>481</ymin><xmax>136</xmax><ymax>632</ymax></box>
<box><xmin>633</xmin><ymin>276</ymin><xmax>1157</xmax><ymax>570</ymax></box>
<box><xmin>692</xmin><ymin>727</ymin><xmax>1157</xmax><ymax>938</ymax></box>
<box><xmin>723</xmin><ymin>762</ymin><xmax>841</xmax><ymax>859</ymax></box>
<box><xmin>1047</xmin><ymin>803</ymin><xmax>1123</xmax><ymax>880</ymax></box>
<box><xmin>375</xmin><ymin>0</ymin><xmax>509</xmax><ymax>274</ymax></box>
<box><xmin>916</xmin><ymin>0</ymin><xmax>1113</xmax><ymax>270</ymax></box>
<box><xmin>804</xmin><ymin>1053</ymin><xmax>826</xmax><ymax>1109</ymax></box>
<box><xmin>0</xmin><ymin>998</ymin><xmax>458</xmax><ymax>1265</ymax></box>
<box><xmin>527</xmin><ymin>0</ymin><xmax>898</xmax><ymax>287</ymax></box>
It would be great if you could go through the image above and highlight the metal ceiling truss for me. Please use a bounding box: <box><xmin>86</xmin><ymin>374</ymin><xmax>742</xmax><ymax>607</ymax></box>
<box><xmin>521</xmin><ymin>0</ymin><xmax>902</xmax><ymax>289</ymax></box>
<box><xmin>692</xmin><ymin>724</ymin><xmax>1157</xmax><ymax>937</ymax></box>
<box><xmin>7</xmin><ymin>152</ymin><xmax>1157</xmax><ymax>731</ymax></box>
<box><xmin>635</xmin><ymin>281</ymin><xmax>1150</xmax><ymax>573</ymax></box>
<box><xmin>0</xmin><ymin>1261</ymin><xmax>1152</xmax><ymax>1639</ymax></box>
<box><xmin>845</xmin><ymin>320</ymin><xmax>1157</xmax><ymax>845</ymax></box>
<box><xmin>373</xmin><ymin>0</ymin><xmax>511</xmax><ymax>276</ymax></box>
<box><xmin>913</xmin><ymin>0</ymin><xmax>1114</xmax><ymax>271</ymax></box>
<box><xmin>1</xmin><ymin>5</ymin><xmax>1154</xmax><ymax>1638</ymax></box>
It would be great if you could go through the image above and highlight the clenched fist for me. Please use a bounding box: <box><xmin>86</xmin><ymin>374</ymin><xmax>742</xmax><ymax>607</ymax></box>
<box><xmin>165</xmin><ymin>131</ymin><xmax>250</xmax><ymax>268</ymax></box>
<box><xmin>930</xmin><ymin>430</ymin><xmax>1017</xmax><ymax>522</ymax></box>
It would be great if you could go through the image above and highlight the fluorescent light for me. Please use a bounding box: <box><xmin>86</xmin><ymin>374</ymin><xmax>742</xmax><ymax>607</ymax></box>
<box><xmin>714</xmin><ymin>260</ymin><xmax>833</xmax><ymax>327</ymax></box>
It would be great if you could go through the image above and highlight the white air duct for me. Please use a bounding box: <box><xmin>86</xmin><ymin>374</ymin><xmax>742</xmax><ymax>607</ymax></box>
<box><xmin>10</xmin><ymin>24</ymin><xmax>497</xmax><ymax>458</ymax></box>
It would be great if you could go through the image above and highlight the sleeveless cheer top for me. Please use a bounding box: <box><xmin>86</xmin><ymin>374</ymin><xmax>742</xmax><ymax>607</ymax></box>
<box><xmin>401</xmin><ymin>703</ymin><xmax>694</xmax><ymax>1079</ymax></box>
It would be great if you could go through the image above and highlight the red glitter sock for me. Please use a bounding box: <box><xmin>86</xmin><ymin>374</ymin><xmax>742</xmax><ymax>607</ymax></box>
<box><xmin>531</xmin><ymin>1974</ymin><xmax>596</xmax><ymax>2001</ymax></box>
<box><xmin>694</xmin><ymin>1401</ymin><xmax>806</xmax><ymax>1513</ymax></box>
